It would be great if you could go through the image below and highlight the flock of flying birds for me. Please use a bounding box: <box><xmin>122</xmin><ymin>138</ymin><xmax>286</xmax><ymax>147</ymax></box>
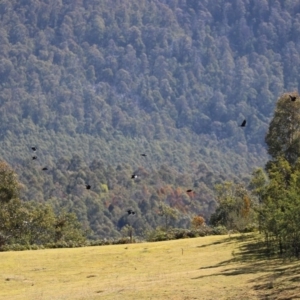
<box><xmin>29</xmin><ymin>120</ymin><xmax>248</xmax><ymax>216</ymax></box>
<box><xmin>28</xmin><ymin>93</ymin><xmax>296</xmax><ymax>217</ymax></box>
<box><xmin>27</xmin><ymin>95</ymin><xmax>297</xmax><ymax>215</ymax></box>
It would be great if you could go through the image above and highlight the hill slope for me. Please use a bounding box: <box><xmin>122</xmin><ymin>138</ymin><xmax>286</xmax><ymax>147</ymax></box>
<box><xmin>0</xmin><ymin>0</ymin><xmax>299</xmax><ymax>237</ymax></box>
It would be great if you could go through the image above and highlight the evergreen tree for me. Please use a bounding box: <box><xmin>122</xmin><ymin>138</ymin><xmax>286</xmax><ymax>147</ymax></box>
<box><xmin>258</xmin><ymin>93</ymin><xmax>300</xmax><ymax>257</ymax></box>
<box><xmin>210</xmin><ymin>181</ymin><xmax>255</xmax><ymax>231</ymax></box>
<box><xmin>265</xmin><ymin>93</ymin><xmax>300</xmax><ymax>165</ymax></box>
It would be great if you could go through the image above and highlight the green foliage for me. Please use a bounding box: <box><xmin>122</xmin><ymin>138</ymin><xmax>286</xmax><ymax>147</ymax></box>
<box><xmin>265</xmin><ymin>93</ymin><xmax>300</xmax><ymax>165</ymax></box>
<box><xmin>0</xmin><ymin>1</ymin><xmax>299</xmax><ymax>240</ymax></box>
<box><xmin>120</xmin><ymin>224</ymin><xmax>134</xmax><ymax>243</ymax></box>
<box><xmin>146</xmin><ymin>226</ymin><xmax>225</xmax><ymax>242</ymax></box>
<box><xmin>0</xmin><ymin>160</ymin><xmax>86</xmax><ymax>249</ymax></box>
<box><xmin>249</xmin><ymin>168</ymin><xmax>268</xmax><ymax>204</ymax></box>
<box><xmin>146</xmin><ymin>227</ymin><xmax>169</xmax><ymax>242</ymax></box>
<box><xmin>0</xmin><ymin>198</ymin><xmax>86</xmax><ymax>249</ymax></box>
<box><xmin>249</xmin><ymin>168</ymin><xmax>268</xmax><ymax>232</ymax></box>
<box><xmin>54</xmin><ymin>211</ymin><xmax>86</xmax><ymax>244</ymax></box>
<box><xmin>257</xmin><ymin>157</ymin><xmax>300</xmax><ymax>257</ymax></box>
<box><xmin>210</xmin><ymin>181</ymin><xmax>257</xmax><ymax>231</ymax></box>
<box><xmin>0</xmin><ymin>161</ymin><xmax>20</xmax><ymax>203</ymax></box>
<box><xmin>257</xmin><ymin>93</ymin><xmax>300</xmax><ymax>257</ymax></box>
<box><xmin>158</xmin><ymin>202</ymin><xmax>178</xmax><ymax>230</ymax></box>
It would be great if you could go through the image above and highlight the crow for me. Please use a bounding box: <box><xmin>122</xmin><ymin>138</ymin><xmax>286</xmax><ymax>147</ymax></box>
<box><xmin>42</xmin><ymin>167</ymin><xmax>48</xmax><ymax>171</ymax></box>
<box><xmin>141</xmin><ymin>154</ymin><xmax>147</xmax><ymax>157</ymax></box>
<box><xmin>131</xmin><ymin>174</ymin><xmax>137</xmax><ymax>179</ymax></box>
<box><xmin>240</xmin><ymin>119</ymin><xmax>246</xmax><ymax>127</ymax></box>
<box><xmin>86</xmin><ymin>184</ymin><xmax>91</xmax><ymax>190</ymax></box>
<box><xmin>32</xmin><ymin>156</ymin><xmax>37</xmax><ymax>160</ymax></box>
<box><xmin>186</xmin><ymin>189</ymin><xmax>193</xmax><ymax>193</ymax></box>
<box><xmin>127</xmin><ymin>209</ymin><xmax>135</xmax><ymax>215</ymax></box>
<box><xmin>289</xmin><ymin>95</ymin><xmax>297</xmax><ymax>101</ymax></box>
<box><xmin>31</xmin><ymin>147</ymin><xmax>37</xmax><ymax>151</ymax></box>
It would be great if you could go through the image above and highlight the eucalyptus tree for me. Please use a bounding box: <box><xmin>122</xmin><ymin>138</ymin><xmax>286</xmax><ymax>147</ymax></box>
<box><xmin>210</xmin><ymin>181</ymin><xmax>254</xmax><ymax>231</ymax></box>
<box><xmin>265</xmin><ymin>93</ymin><xmax>300</xmax><ymax>165</ymax></box>
<box><xmin>0</xmin><ymin>161</ymin><xmax>21</xmax><ymax>204</ymax></box>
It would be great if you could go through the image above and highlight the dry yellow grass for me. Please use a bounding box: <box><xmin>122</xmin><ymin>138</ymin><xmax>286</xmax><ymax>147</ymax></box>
<box><xmin>0</xmin><ymin>234</ymin><xmax>300</xmax><ymax>300</ymax></box>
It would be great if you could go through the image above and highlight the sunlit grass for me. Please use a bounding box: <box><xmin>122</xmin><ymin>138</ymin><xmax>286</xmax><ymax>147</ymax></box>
<box><xmin>0</xmin><ymin>234</ymin><xmax>300</xmax><ymax>299</ymax></box>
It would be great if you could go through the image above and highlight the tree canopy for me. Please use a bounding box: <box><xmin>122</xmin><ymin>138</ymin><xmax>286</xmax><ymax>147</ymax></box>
<box><xmin>265</xmin><ymin>93</ymin><xmax>300</xmax><ymax>165</ymax></box>
<box><xmin>0</xmin><ymin>0</ymin><xmax>299</xmax><ymax>239</ymax></box>
<box><xmin>0</xmin><ymin>160</ymin><xmax>85</xmax><ymax>249</ymax></box>
<box><xmin>0</xmin><ymin>161</ymin><xmax>20</xmax><ymax>203</ymax></box>
<box><xmin>252</xmin><ymin>93</ymin><xmax>300</xmax><ymax>257</ymax></box>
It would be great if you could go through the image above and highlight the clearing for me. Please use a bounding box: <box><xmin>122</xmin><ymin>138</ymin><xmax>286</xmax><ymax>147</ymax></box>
<box><xmin>0</xmin><ymin>234</ymin><xmax>300</xmax><ymax>299</ymax></box>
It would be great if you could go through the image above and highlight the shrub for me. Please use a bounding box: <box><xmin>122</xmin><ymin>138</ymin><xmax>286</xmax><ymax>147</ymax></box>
<box><xmin>212</xmin><ymin>225</ymin><xmax>228</xmax><ymax>235</ymax></box>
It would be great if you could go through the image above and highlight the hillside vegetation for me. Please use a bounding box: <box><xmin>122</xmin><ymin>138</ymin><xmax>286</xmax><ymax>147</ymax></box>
<box><xmin>0</xmin><ymin>0</ymin><xmax>299</xmax><ymax>238</ymax></box>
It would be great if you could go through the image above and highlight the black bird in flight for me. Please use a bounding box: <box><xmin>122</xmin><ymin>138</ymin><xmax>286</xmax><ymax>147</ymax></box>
<box><xmin>289</xmin><ymin>95</ymin><xmax>297</xmax><ymax>101</ymax></box>
<box><xmin>141</xmin><ymin>154</ymin><xmax>147</xmax><ymax>157</ymax></box>
<box><xmin>31</xmin><ymin>147</ymin><xmax>37</xmax><ymax>151</ymax></box>
<box><xmin>127</xmin><ymin>209</ymin><xmax>136</xmax><ymax>215</ymax></box>
<box><xmin>32</xmin><ymin>156</ymin><xmax>37</xmax><ymax>160</ymax></box>
<box><xmin>85</xmin><ymin>184</ymin><xmax>91</xmax><ymax>190</ymax></box>
<box><xmin>240</xmin><ymin>119</ymin><xmax>246</xmax><ymax>127</ymax></box>
<box><xmin>131</xmin><ymin>174</ymin><xmax>137</xmax><ymax>179</ymax></box>
<box><xmin>42</xmin><ymin>167</ymin><xmax>48</xmax><ymax>171</ymax></box>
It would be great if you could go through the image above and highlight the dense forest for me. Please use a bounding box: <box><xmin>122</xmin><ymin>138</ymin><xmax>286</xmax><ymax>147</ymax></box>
<box><xmin>0</xmin><ymin>0</ymin><xmax>299</xmax><ymax>239</ymax></box>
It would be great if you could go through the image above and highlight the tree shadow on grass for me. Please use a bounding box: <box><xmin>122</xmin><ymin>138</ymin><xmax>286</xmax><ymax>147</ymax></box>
<box><xmin>250</xmin><ymin>263</ymin><xmax>300</xmax><ymax>299</ymax></box>
<box><xmin>196</xmin><ymin>240</ymin><xmax>225</xmax><ymax>248</ymax></box>
<box><xmin>196</xmin><ymin>233</ymin><xmax>248</xmax><ymax>249</ymax></box>
<box><xmin>192</xmin><ymin>234</ymin><xmax>300</xmax><ymax>299</ymax></box>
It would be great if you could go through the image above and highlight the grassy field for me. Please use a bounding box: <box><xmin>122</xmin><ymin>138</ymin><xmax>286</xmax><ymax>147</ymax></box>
<box><xmin>0</xmin><ymin>234</ymin><xmax>300</xmax><ymax>300</ymax></box>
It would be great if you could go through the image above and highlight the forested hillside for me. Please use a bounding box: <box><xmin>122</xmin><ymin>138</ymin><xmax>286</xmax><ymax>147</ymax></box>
<box><xmin>0</xmin><ymin>0</ymin><xmax>299</xmax><ymax>239</ymax></box>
